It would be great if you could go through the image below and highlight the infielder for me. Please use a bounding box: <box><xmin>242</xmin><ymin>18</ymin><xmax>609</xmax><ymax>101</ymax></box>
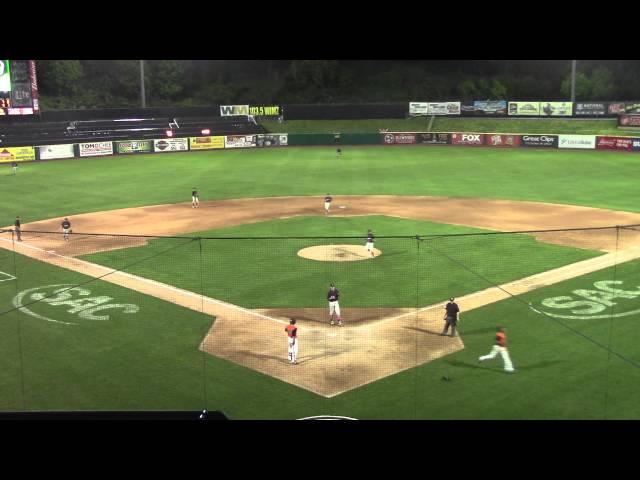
<box><xmin>440</xmin><ymin>297</ymin><xmax>460</xmax><ymax>337</ymax></box>
<box><xmin>285</xmin><ymin>319</ymin><xmax>298</xmax><ymax>364</ymax></box>
<box><xmin>192</xmin><ymin>188</ymin><xmax>199</xmax><ymax>208</ymax></box>
<box><xmin>324</xmin><ymin>194</ymin><xmax>332</xmax><ymax>215</ymax></box>
<box><xmin>478</xmin><ymin>326</ymin><xmax>515</xmax><ymax>373</ymax></box>
<box><xmin>327</xmin><ymin>283</ymin><xmax>342</xmax><ymax>326</ymax></box>
<box><xmin>366</xmin><ymin>229</ymin><xmax>375</xmax><ymax>257</ymax></box>
<box><xmin>61</xmin><ymin>217</ymin><xmax>72</xmax><ymax>241</ymax></box>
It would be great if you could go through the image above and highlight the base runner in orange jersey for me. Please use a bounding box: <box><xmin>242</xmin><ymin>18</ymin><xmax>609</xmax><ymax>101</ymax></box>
<box><xmin>285</xmin><ymin>319</ymin><xmax>298</xmax><ymax>364</ymax></box>
<box><xmin>478</xmin><ymin>326</ymin><xmax>515</xmax><ymax>372</ymax></box>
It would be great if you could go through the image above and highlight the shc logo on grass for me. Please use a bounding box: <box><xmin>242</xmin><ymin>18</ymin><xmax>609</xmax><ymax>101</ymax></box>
<box><xmin>12</xmin><ymin>284</ymin><xmax>140</xmax><ymax>325</ymax></box>
<box><xmin>538</xmin><ymin>280</ymin><xmax>640</xmax><ymax>319</ymax></box>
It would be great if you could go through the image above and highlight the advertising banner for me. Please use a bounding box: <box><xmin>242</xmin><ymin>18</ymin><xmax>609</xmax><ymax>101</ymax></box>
<box><xmin>520</xmin><ymin>135</ymin><xmax>558</xmax><ymax>148</ymax></box>
<box><xmin>116</xmin><ymin>140</ymin><xmax>153</xmax><ymax>154</ymax></box>
<box><xmin>619</xmin><ymin>114</ymin><xmax>640</xmax><ymax>127</ymax></box>
<box><xmin>409</xmin><ymin>102</ymin><xmax>429</xmax><ymax>116</ymax></box>
<box><xmin>220</xmin><ymin>105</ymin><xmax>250</xmax><ymax>116</ymax></box>
<box><xmin>471</xmin><ymin>100</ymin><xmax>507</xmax><ymax>116</ymax></box>
<box><xmin>558</xmin><ymin>134</ymin><xmax>596</xmax><ymax>149</ymax></box>
<box><xmin>508</xmin><ymin>102</ymin><xmax>541</xmax><ymax>116</ymax></box>
<box><xmin>595</xmin><ymin>136</ymin><xmax>634</xmax><ymax>151</ymax></box>
<box><xmin>189</xmin><ymin>136</ymin><xmax>225</xmax><ymax>150</ymax></box>
<box><xmin>416</xmin><ymin>133</ymin><xmax>450</xmax><ymax>144</ymax></box>
<box><xmin>539</xmin><ymin>102</ymin><xmax>573</xmax><ymax>117</ymax></box>
<box><xmin>224</xmin><ymin>135</ymin><xmax>257</xmax><ymax>149</ymax></box>
<box><xmin>248</xmin><ymin>105</ymin><xmax>281</xmax><ymax>117</ymax></box>
<box><xmin>78</xmin><ymin>142</ymin><xmax>113</xmax><ymax>157</ymax></box>
<box><xmin>633</xmin><ymin>138</ymin><xmax>640</xmax><ymax>152</ymax></box>
<box><xmin>486</xmin><ymin>134</ymin><xmax>521</xmax><ymax>147</ymax></box>
<box><xmin>0</xmin><ymin>146</ymin><xmax>36</xmax><ymax>162</ymax></box>
<box><xmin>427</xmin><ymin>102</ymin><xmax>461</xmax><ymax>115</ymax></box>
<box><xmin>153</xmin><ymin>138</ymin><xmax>189</xmax><ymax>152</ymax></box>
<box><xmin>38</xmin><ymin>144</ymin><xmax>75</xmax><ymax>160</ymax></box>
<box><xmin>574</xmin><ymin>102</ymin><xmax>608</xmax><ymax>116</ymax></box>
<box><xmin>382</xmin><ymin>133</ymin><xmax>417</xmax><ymax>144</ymax></box>
<box><xmin>256</xmin><ymin>134</ymin><xmax>288</xmax><ymax>147</ymax></box>
<box><xmin>608</xmin><ymin>102</ymin><xmax>626</xmax><ymax>114</ymax></box>
<box><xmin>625</xmin><ymin>103</ymin><xmax>640</xmax><ymax>114</ymax></box>
<box><xmin>450</xmin><ymin>133</ymin><xmax>485</xmax><ymax>145</ymax></box>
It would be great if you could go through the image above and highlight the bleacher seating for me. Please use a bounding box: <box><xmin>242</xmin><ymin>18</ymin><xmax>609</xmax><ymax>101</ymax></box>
<box><xmin>0</xmin><ymin>115</ymin><xmax>265</xmax><ymax>147</ymax></box>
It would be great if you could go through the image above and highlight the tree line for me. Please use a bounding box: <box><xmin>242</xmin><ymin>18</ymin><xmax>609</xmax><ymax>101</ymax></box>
<box><xmin>35</xmin><ymin>60</ymin><xmax>640</xmax><ymax>110</ymax></box>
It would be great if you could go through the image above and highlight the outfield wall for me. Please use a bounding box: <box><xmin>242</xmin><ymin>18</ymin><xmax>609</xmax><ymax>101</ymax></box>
<box><xmin>3</xmin><ymin>131</ymin><xmax>640</xmax><ymax>164</ymax></box>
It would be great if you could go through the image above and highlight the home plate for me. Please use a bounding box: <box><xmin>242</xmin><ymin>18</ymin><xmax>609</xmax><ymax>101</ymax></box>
<box><xmin>339</xmin><ymin>205</ymin><xmax>346</xmax><ymax>209</ymax></box>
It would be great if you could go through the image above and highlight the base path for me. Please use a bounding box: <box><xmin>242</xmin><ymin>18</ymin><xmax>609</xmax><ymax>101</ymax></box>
<box><xmin>3</xmin><ymin>196</ymin><xmax>640</xmax><ymax>397</ymax></box>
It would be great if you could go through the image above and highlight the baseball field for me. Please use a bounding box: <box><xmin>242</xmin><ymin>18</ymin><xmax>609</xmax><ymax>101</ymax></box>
<box><xmin>2</xmin><ymin>144</ymin><xmax>640</xmax><ymax>418</ymax></box>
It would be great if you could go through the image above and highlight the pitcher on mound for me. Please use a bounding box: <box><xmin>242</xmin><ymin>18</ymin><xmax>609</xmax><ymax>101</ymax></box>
<box><xmin>327</xmin><ymin>283</ymin><xmax>342</xmax><ymax>326</ymax></box>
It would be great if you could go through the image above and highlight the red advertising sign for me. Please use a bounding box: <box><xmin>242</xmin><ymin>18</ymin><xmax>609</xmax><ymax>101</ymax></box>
<box><xmin>450</xmin><ymin>133</ymin><xmax>485</xmax><ymax>146</ymax></box>
<box><xmin>619</xmin><ymin>114</ymin><xmax>640</xmax><ymax>127</ymax></box>
<box><xmin>486</xmin><ymin>134</ymin><xmax>521</xmax><ymax>147</ymax></box>
<box><xmin>382</xmin><ymin>133</ymin><xmax>417</xmax><ymax>144</ymax></box>
<box><xmin>596</xmin><ymin>136</ymin><xmax>634</xmax><ymax>151</ymax></box>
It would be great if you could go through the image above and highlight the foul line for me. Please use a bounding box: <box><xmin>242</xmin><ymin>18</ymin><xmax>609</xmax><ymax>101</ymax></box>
<box><xmin>0</xmin><ymin>237</ymin><xmax>287</xmax><ymax>326</ymax></box>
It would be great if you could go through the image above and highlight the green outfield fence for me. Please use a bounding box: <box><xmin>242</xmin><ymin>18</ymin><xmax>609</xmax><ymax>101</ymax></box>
<box><xmin>1</xmin><ymin>226</ymin><xmax>640</xmax><ymax>419</ymax></box>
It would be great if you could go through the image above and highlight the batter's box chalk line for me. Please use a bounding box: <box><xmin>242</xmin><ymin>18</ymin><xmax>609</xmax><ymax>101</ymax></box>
<box><xmin>0</xmin><ymin>270</ymin><xmax>17</xmax><ymax>282</ymax></box>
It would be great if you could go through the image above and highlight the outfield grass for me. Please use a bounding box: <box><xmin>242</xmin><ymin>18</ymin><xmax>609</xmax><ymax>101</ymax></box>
<box><xmin>261</xmin><ymin>118</ymin><xmax>640</xmax><ymax>136</ymax></box>
<box><xmin>2</xmin><ymin>248</ymin><xmax>638</xmax><ymax>418</ymax></box>
<box><xmin>80</xmin><ymin>216</ymin><xmax>602</xmax><ymax>309</ymax></box>
<box><xmin>4</xmin><ymin>146</ymin><xmax>640</xmax><ymax>227</ymax></box>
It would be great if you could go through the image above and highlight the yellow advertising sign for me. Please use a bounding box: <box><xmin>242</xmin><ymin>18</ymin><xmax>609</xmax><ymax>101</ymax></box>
<box><xmin>189</xmin><ymin>136</ymin><xmax>225</xmax><ymax>150</ymax></box>
<box><xmin>0</xmin><ymin>146</ymin><xmax>36</xmax><ymax>163</ymax></box>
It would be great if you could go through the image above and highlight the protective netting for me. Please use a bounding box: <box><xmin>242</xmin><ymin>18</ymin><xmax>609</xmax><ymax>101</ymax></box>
<box><xmin>1</xmin><ymin>226</ymin><xmax>639</xmax><ymax>419</ymax></box>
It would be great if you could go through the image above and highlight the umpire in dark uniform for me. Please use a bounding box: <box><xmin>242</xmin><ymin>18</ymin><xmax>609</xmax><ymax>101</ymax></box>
<box><xmin>440</xmin><ymin>297</ymin><xmax>460</xmax><ymax>337</ymax></box>
<box><xmin>14</xmin><ymin>216</ymin><xmax>22</xmax><ymax>242</ymax></box>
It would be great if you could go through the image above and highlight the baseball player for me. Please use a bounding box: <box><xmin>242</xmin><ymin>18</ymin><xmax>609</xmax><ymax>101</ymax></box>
<box><xmin>336</xmin><ymin>147</ymin><xmax>342</xmax><ymax>157</ymax></box>
<box><xmin>11</xmin><ymin>161</ymin><xmax>17</xmax><ymax>175</ymax></box>
<box><xmin>327</xmin><ymin>283</ymin><xmax>342</xmax><ymax>326</ymax></box>
<box><xmin>478</xmin><ymin>326</ymin><xmax>515</xmax><ymax>373</ymax></box>
<box><xmin>366</xmin><ymin>229</ymin><xmax>375</xmax><ymax>257</ymax></box>
<box><xmin>324</xmin><ymin>194</ymin><xmax>332</xmax><ymax>215</ymax></box>
<box><xmin>14</xmin><ymin>216</ymin><xmax>22</xmax><ymax>242</ymax></box>
<box><xmin>285</xmin><ymin>319</ymin><xmax>298</xmax><ymax>364</ymax></box>
<box><xmin>440</xmin><ymin>297</ymin><xmax>460</xmax><ymax>337</ymax></box>
<box><xmin>61</xmin><ymin>218</ymin><xmax>72</xmax><ymax>241</ymax></box>
<box><xmin>191</xmin><ymin>188</ymin><xmax>199</xmax><ymax>208</ymax></box>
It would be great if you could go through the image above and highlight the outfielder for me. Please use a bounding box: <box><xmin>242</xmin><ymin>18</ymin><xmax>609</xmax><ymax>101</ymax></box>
<box><xmin>327</xmin><ymin>283</ymin><xmax>342</xmax><ymax>326</ymax></box>
<box><xmin>324</xmin><ymin>194</ymin><xmax>332</xmax><ymax>215</ymax></box>
<box><xmin>192</xmin><ymin>188</ymin><xmax>199</xmax><ymax>208</ymax></box>
<box><xmin>61</xmin><ymin>217</ymin><xmax>72</xmax><ymax>241</ymax></box>
<box><xmin>285</xmin><ymin>319</ymin><xmax>298</xmax><ymax>364</ymax></box>
<box><xmin>366</xmin><ymin>229</ymin><xmax>375</xmax><ymax>257</ymax></box>
<box><xmin>478</xmin><ymin>326</ymin><xmax>515</xmax><ymax>373</ymax></box>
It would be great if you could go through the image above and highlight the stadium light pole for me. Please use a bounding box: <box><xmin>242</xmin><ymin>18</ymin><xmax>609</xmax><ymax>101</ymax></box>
<box><xmin>570</xmin><ymin>60</ymin><xmax>577</xmax><ymax>102</ymax></box>
<box><xmin>140</xmin><ymin>60</ymin><xmax>146</xmax><ymax>108</ymax></box>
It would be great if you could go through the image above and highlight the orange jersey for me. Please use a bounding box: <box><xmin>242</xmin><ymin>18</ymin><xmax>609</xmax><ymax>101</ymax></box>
<box><xmin>496</xmin><ymin>332</ymin><xmax>506</xmax><ymax>347</ymax></box>
<box><xmin>285</xmin><ymin>325</ymin><xmax>298</xmax><ymax>338</ymax></box>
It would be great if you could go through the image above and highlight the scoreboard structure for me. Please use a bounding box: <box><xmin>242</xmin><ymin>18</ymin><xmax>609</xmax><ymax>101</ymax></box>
<box><xmin>0</xmin><ymin>60</ymin><xmax>40</xmax><ymax>116</ymax></box>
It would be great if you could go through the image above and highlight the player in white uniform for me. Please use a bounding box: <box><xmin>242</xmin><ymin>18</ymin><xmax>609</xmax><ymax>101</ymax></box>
<box><xmin>327</xmin><ymin>283</ymin><xmax>342</xmax><ymax>326</ymax></box>
<box><xmin>61</xmin><ymin>218</ymin><xmax>71</xmax><ymax>241</ymax></box>
<box><xmin>192</xmin><ymin>188</ymin><xmax>199</xmax><ymax>208</ymax></box>
<box><xmin>366</xmin><ymin>229</ymin><xmax>375</xmax><ymax>257</ymax></box>
<box><xmin>324</xmin><ymin>194</ymin><xmax>332</xmax><ymax>215</ymax></box>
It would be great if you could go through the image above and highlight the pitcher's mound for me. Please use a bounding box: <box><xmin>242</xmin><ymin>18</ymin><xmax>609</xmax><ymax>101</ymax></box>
<box><xmin>298</xmin><ymin>244</ymin><xmax>381</xmax><ymax>261</ymax></box>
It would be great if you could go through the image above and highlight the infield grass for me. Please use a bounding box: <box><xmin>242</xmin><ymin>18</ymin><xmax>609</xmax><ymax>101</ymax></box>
<box><xmin>80</xmin><ymin>216</ymin><xmax>602</xmax><ymax>309</ymax></box>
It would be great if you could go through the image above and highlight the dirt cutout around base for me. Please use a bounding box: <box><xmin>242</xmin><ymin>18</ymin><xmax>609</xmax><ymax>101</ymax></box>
<box><xmin>4</xmin><ymin>195</ymin><xmax>640</xmax><ymax>397</ymax></box>
<box><xmin>298</xmin><ymin>244</ymin><xmax>381</xmax><ymax>261</ymax></box>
